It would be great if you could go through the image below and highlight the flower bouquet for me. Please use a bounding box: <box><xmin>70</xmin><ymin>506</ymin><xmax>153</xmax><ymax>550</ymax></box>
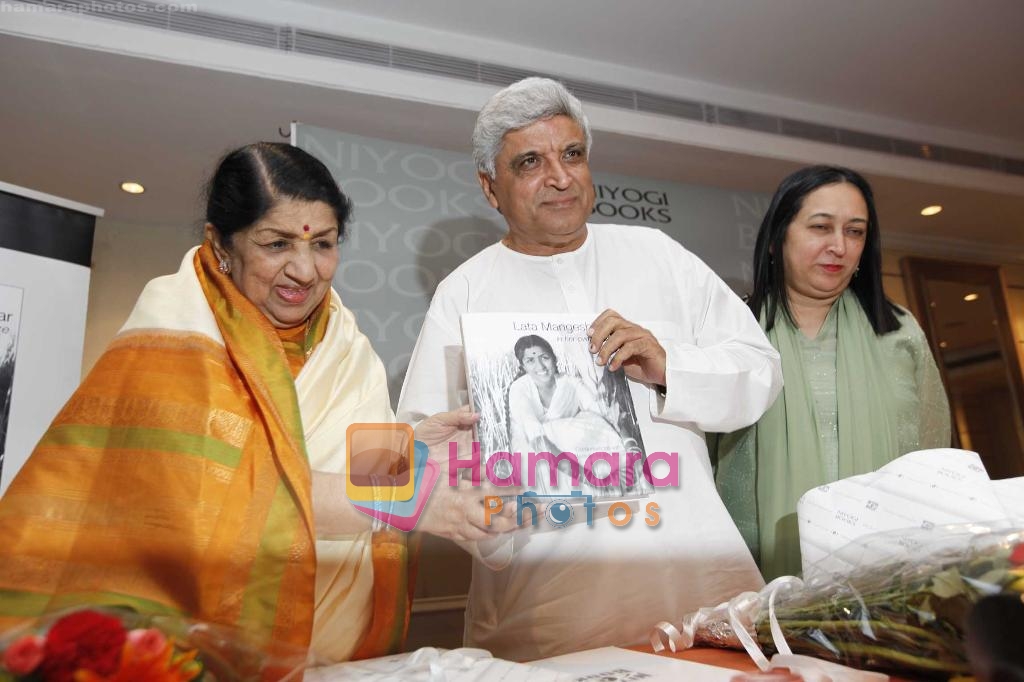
<box><xmin>0</xmin><ymin>607</ymin><xmax>307</xmax><ymax>681</ymax></box>
<box><xmin>652</xmin><ymin>527</ymin><xmax>1024</xmax><ymax>679</ymax></box>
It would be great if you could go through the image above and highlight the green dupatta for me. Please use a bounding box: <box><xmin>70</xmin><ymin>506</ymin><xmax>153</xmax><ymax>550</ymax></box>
<box><xmin>714</xmin><ymin>290</ymin><xmax>950</xmax><ymax>579</ymax></box>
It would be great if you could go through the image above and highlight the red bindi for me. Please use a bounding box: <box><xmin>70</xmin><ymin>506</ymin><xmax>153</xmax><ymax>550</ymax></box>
<box><xmin>303</xmin><ymin>224</ymin><xmax>310</xmax><ymax>232</ymax></box>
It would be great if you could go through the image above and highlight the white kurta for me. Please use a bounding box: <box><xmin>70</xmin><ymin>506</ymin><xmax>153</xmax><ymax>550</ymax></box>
<box><xmin>397</xmin><ymin>224</ymin><xmax>783</xmax><ymax>661</ymax></box>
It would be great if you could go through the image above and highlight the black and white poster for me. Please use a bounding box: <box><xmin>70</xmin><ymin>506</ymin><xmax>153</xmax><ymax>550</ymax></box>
<box><xmin>461</xmin><ymin>312</ymin><xmax>649</xmax><ymax>499</ymax></box>
<box><xmin>0</xmin><ymin>284</ymin><xmax>24</xmax><ymax>472</ymax></box>
<box><xmin>0</xmin><ymin>182</ymin><xmax>101</xmax><ymax>494</ymax></box>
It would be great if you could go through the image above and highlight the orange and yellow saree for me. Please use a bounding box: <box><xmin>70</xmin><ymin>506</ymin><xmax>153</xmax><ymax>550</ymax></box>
<box><xmin>0</xmin><ymin>243</ymin><xmax>412</xmax><ymax>663</ymax></box>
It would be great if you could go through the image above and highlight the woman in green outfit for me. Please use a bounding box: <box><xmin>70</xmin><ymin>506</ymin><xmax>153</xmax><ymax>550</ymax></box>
<box><xmin>714</xmin><ymin>165</ymin><xmax>951</xmax><ymax>580</ymax></box>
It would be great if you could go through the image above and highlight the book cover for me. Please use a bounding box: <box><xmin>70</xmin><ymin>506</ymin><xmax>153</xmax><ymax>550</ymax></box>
<box><xmin>461</xmin><ymin>312</ymin><xmax>650</xmax><ymax>499</ymax></box>
<box><xmin>0</xmin><ymin>284</ymin><xmax>24</xmax><ymax>474</ymax></box>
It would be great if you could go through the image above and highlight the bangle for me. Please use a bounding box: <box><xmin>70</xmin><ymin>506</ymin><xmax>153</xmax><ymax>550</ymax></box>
<box><xmin>370</xmin><ymin>475</ymin><xmax>386</xmax><ymax>532</ymax></box>
<box><xmin>369</xmin><ymin>474</ymin><xmax>400</xmax><ymax>533</ymax></box>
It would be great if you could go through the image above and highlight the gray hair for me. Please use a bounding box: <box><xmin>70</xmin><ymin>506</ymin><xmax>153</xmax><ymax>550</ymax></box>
<box><xmin>472</xmin><ymin>77</ymin><xmax>593</xmax><ymax>177</ymax></box>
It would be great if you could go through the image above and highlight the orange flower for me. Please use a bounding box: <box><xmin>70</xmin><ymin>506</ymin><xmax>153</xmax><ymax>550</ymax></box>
<box><xmin>74</xmin><ymin>637</ymin><xmax>201</xmax><ymax>682</ymax></box>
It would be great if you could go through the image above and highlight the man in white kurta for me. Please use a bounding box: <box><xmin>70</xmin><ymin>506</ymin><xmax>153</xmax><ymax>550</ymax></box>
<box><xmin>397</xmin><ymin>78</ymin><xmax>782</xmax><ymax>661</ymax></box>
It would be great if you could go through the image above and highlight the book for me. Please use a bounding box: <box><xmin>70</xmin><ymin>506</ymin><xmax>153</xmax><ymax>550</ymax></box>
<box><xmin>460</xmin><ymin>312</ymin><xmax>650</xmax><ymax>500</ymax></box>
<box><xmin>532</xmin><ymin>646</ymin><xmax>738</xmax><ymax>681</ymax></box>
<box><xmin>0</xmin><ymin>284</ymin><xmax>24</xmax><ymax>471</ymax></box>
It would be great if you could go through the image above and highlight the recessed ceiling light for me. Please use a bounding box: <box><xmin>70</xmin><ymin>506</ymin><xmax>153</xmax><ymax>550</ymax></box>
<box><xmin>920</xmin><ymin>205</ymin><xmax>942</xmax><ymax>216</ymax></box>
<box><xmin>939</xmin><ymin>341</ymin><xmax>948</xmax><ymax>349</ymax></box>
<box><xmin>963</xmin><ymin>293</ymin><xmax>979</xmax><ymax>302</ymax></box>
<box><xmin>120</xmin><ymin>181</ymin><xmax>145</xmax><ymax>194</ymax></box>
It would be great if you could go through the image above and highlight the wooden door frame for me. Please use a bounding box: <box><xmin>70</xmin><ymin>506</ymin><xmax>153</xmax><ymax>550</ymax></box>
<box><xmin>901</xmin><ymin>256</ymin><xmax>1024</xmax><ymax>455</ymax></box>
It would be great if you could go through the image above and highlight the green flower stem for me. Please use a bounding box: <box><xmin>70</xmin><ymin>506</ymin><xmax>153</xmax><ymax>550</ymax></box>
<box><xmin>810</xmin><ymin>642</ymin><xmax>971</xmax><ymax>674</ymax></box>
<box><xmin>758</xmin><ymin>618</ymin><xmax>955</xmax><ymax>650</ymax></box>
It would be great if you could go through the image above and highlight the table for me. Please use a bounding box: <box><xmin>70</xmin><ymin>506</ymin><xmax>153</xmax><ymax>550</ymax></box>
<box><xmin>627</xmin><ymin>645</ymin><xmax>760</xmax><ymax>673</ymax></box>
<box><xmin>672</xmin><ymin>647</ymin><xmax>757</xmax><ymax>671</ymax></box>
<box><xmin>628</xmin><ymin>645</ymin><xmax>917</xmax><ymax>681</ymax></box>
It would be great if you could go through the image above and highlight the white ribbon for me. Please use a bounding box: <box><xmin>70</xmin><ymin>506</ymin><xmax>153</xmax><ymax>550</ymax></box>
<box><xmin>649</xmin><ymin>620</ymin><xmax>687</xmax><ymax>653</ymax></box>
<box><xmin>727</xmin><ymin>590</ymin><xmax>771</xmax><ymax>670</ymax></box>
<box><xmin>649</xmin><ymin>593</ymin><xmax>757</xmax><ymax>654</ymax></box>
<box><xmin>766</xmin><ymin>576</ymin><xmax>804</xmax><ymax>656</ymax></box>
<box><xmin>649</xmin><ymin>576</ymin><xmax>803</xmax><ymax>668</ymax></box>
<box><xmin>650</xmin><ymin>574</ymin><xmax>890</xmax><ymax>681</ymax></box>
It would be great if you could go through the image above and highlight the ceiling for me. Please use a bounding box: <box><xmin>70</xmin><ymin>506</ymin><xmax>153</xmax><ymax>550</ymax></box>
<box><xmin>313</xmin><ymin>0</ymin><xmax>1024</xmax><ymax>144</ymax></box>
<box><xmin>0</xmin><ymin>1</ymin><xmax>1022</xmax><ymax>254</ymax></box>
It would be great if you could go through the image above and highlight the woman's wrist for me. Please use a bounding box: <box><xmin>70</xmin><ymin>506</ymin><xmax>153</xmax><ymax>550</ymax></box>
<box><xmin>311</xmin><ymin>470</ymin><xmax>374</xmax><ymax>537</ymax></box>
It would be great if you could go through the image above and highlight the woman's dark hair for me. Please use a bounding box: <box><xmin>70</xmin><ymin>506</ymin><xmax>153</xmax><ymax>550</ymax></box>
<box><xmin>513</xmin><ymin>334</ymin><xmax>557</xmax><ymax>366</ymax></box>
<box><xmin>204</xmin><ymin>142</ymin><xmax>353</xmax><ymax>245</ymax></box>
<box><xmin>748</xmin><ymin>165</ymin><xmax>902</xmax><ymax>335</ymax></box>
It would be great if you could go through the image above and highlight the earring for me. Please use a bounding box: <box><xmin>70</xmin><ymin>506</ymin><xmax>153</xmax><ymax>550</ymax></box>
<box><xmin>218</xmin><ymin>259</ymin><xmax>231</xmax><ymax>274</ymax></box>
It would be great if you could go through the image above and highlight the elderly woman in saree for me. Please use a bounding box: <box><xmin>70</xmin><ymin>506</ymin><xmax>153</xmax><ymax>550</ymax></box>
<box><xmin>714</xmin><ymin>165</ymin><xmax>951</xmax><ymax>581</ymax></box>
<box><xmin>0</xmin><ymin>142</ymin><xmax>515</xmax><ymax>664</ymax></box>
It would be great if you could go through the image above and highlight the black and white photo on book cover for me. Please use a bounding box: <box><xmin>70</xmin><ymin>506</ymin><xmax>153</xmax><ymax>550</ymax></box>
<box><xmin>461</xmin><ymin>313</ymin><xmax>650</xmax><ymax>499</ymax></box>
<box><xmin>0</xmin><ymin>283</ymin><xmax>24</xmax><ymax>474</ymax></box>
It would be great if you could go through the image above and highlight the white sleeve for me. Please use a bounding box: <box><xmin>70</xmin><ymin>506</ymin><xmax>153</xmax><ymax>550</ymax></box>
<box><xmin>650</xmin><ymin>239</ymin><xmax>783</xmax><ymax>432</ymax></box>
<box><xmin>396</xmin><ymin>291</ymin><xmax>468</xmax><ymax>424</ymax></box>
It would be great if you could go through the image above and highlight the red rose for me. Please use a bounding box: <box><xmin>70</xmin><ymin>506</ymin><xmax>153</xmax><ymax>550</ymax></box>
<box><xmin>3</xmin><ymin>635</ymin><xmax>45</xmax><ymax>675</ymax></box>
<box><xmin>1011</xmin><ymin>542</ymin><xmax>1024</xmax><ymax>566</ymax></box>
<box><xmin>38</xmin><ymin>610</ymin><xmax>127</xmax><ymax>682</ymax></box>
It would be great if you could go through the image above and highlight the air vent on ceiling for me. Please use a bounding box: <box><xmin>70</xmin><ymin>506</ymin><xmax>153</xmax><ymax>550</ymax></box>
<box><xmin>635</xmin><ymin>93</ymin><xmax>705</xmax><ymax>122</ymax></box>
<box><xmin>712</xmin><ymin>106</ymin><xmax>779</xmax><ymax>134</ymax></box>
<box><xmin>293</xmin><ymin>30</ymin><xmax>390</xmax><ymax>66</ymax></box>
<box><xmin>392</xmin><ymin>47</ymin><xmax>480</xmax><ymax>81</ymax></box>
<box><xmin>20</xmin><ymin>0</ymin><xmax>1024</xmax><ymax>178</ymax></box>
<box><xmin>561</xmin><ymin>78</ymin><xmax>637</xmax><ymax>110</ymax></box>
<box><xmin>168</xmin><ymin>11</ymin><xmax>281</xmax><ymax>48</ymax></box>
<box><xmin>781</xmin><ymin>118</ymin><xmax>838</xmax><ymax>145</ymax></box>
<box><xmin>478</xmin><ymin>63</ymin><xmax>537</xmax><ymax>87</ymax></box>
<box><xmin>943</xmin><ymin>146</ymin><xmax>1002</xmax><ymax>171</ymax></box>
<box><xmin>837</xmin><ymin>129</ymin><xmax>893</xmax><ymax>154</ymax></box>
<box><xmin>47</xmin><ymin>0</ymin><xmax>169</xmax><ymax>29</ymax></box>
